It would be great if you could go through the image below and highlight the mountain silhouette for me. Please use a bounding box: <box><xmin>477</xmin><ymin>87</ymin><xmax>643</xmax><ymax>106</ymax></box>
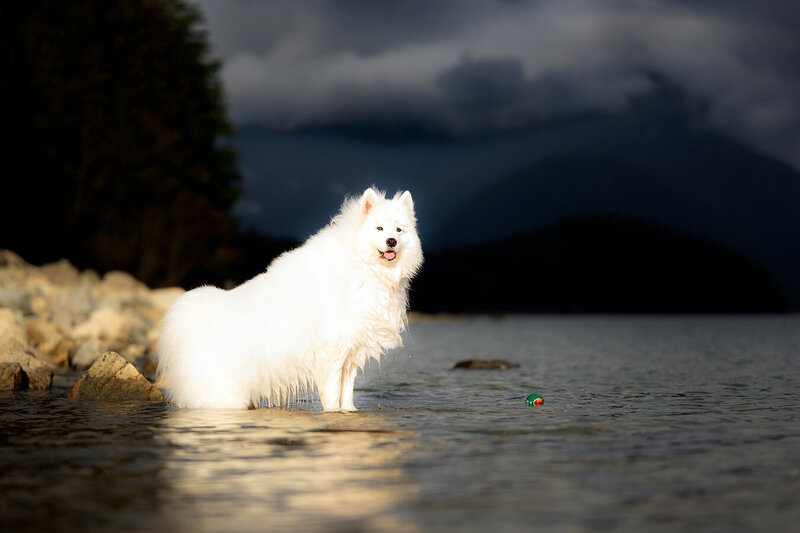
<box><xmin>432</xmin><ymin>88</ymin><xmax>800</xmax><ymax>308</ymax></box>
<box><xmin>413</xmin><ymin>215</ymin><xmax>789</xmax><ymax>313</ymax></box>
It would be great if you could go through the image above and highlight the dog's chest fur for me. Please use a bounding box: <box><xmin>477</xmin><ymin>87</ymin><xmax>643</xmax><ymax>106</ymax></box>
<box><xmin>337</xmin><ymin>274</ymin><xmax>408</xmax><ymax>359</ymax></box>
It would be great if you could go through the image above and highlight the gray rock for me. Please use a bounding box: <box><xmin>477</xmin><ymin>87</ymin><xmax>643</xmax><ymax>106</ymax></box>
<box><xmin>0</xmin><ymin>362</ymin><xmax>25</xmax><ymax>390</ymax></box>
<box><xmin>68</xmin><ymin>351</ymin><xmax>163</xmax><ymax>402</ymax></box>
<box><xmin>453</xmin><ymin>359</ymin><xmax>520</xmax><ymax>370</ymax></box>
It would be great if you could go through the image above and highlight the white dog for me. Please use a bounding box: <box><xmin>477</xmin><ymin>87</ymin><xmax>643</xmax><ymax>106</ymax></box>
<box><xmin>157</xmin><ymin>188</ymin><xmax>423</xmax><ymax>411</ymax></box>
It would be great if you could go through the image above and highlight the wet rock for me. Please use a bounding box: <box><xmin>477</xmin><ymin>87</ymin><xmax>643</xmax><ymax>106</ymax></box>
<box><xmin>0</xmin><ymin>317</ymin><xmax>56</xmax><ymax>388</ymax></box>
<box><xmin>0</xmin><ymin>362</ymin><xmax>25</xmax><ymax>390</ymax></box>
<box><xmin>453</xmin><ymin>359</ymin><xmax>520</xmax><ymax>370</ymax></box>
<box><xmin>0</xmin><ymin>309</ymin><xmax>54</xmax><ymax>388</ymax></box>
<box><xmin>69</xmin><ymin>351</ymin><xmax>163</xmax><ymax>402</ymax></box>
<box><xmin>0</xmin><ymin>352</ymin><xmax>54</xmax><ymax>389</ymax></box>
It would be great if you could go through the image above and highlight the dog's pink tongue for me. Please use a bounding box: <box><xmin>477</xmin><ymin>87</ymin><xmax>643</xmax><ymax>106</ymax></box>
<box><xmin>384</xmin><ymin>251</ymin><xmax>396</xmax><ymax>260</ymax></box>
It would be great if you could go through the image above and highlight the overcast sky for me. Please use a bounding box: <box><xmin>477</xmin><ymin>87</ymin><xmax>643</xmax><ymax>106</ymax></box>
<box><xmin>192</xmin><ymin>0</ymin><xmax>800</xmax><ymax>170</ymax></box>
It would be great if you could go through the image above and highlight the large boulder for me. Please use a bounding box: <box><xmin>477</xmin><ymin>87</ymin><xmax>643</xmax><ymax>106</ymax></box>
<box><xmin>68</xmin><ymin>351</ymin><xmax>163</xmax><ymax>402</ymax></box>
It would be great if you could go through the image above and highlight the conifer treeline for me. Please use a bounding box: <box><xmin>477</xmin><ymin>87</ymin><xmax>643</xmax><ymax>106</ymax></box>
<box><xmin>4</xmin><ymin>0</ymin><xmax>243</xmax><ymax>287</ymax></box>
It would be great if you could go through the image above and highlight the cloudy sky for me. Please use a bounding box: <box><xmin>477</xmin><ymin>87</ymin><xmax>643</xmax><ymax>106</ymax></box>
<box><xmin>194</xmin><ymin>0</ymin><xmax>800</xmax><ymax>158</ymax></box>
<box><xmin>188</xmin><ymin>0</ymin><xmax>800</xmax><ymax>244</ymax></box>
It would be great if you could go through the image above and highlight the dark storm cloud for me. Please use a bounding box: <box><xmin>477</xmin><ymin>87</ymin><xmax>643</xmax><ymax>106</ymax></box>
<box><xmin>191</xmin><ymin>0</ymin><xmax>800</xmax><ymax>168</ymax></box>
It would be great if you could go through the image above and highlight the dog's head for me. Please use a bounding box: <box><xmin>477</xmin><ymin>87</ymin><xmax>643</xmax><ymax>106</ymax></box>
<box><xmin>356</xmin><ymin>188</ymin><xmax>423</xmax><ymax>280</ymax></box>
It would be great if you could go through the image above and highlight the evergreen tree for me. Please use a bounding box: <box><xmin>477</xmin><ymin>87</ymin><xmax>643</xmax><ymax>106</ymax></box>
<box><xmin>3</xmin><ymin>0</ymin><xmax>242</xmax><ymax>286</ymax></box>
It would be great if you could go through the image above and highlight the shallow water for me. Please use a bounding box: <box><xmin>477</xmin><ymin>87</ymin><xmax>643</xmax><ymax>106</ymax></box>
<box><xmin>2</xmin><ymin>315</ymin><xmax>800</xmax><ymax>532</ymax></box>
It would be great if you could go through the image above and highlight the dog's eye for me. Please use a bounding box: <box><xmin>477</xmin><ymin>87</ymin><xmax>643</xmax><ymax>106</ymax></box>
<box><xmin>396</xmin><ymin>227</ymin><xmax>402</xmax><ymax>233</ymax></box>
<box><xmin>376</xmin><ymin>226</ymin><xmax>383</xmax><ymax>231</ymax></box>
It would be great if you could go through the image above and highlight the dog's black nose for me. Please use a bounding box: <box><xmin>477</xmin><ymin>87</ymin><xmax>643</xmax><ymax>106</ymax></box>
<box><xmin>386</xmin><ymin>237</ymin><xmax>397</xmax><ymax>248</ymax></box>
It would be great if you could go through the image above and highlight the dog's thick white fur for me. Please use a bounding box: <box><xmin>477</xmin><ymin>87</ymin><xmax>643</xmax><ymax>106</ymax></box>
<box><xmin>157</xmin><ymin>188</ymin><xmax>423</xmax><ymax>411</ymax></box>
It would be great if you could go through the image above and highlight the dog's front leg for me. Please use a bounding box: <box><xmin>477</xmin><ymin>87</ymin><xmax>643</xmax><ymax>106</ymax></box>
<box><xmin>318</xmin><ymin>367</ymin><xmax>342</xmax><ymax>411</ymax></box>
<box><xmin>339</xmin><ymin>365</ymin><xmax>359</xmax><ymax>411</ymax></box>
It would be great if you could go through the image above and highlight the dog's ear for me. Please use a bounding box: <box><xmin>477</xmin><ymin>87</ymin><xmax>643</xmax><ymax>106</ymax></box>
<box><xmin>360</xmin><ymin>188</ymin><xmax>379</xmax><ymax>217</ymax></box>
<box><xmin>399</xmin><ymin>191</ymin><xmax>414</xmax><ymax>213</ymax></box>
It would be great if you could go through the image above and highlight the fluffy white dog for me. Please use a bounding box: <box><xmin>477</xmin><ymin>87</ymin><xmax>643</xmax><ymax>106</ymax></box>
<box><xmin>157</xmin><ymin>188</ymin><xmax>423</xmax><ymax>411</ymax></box>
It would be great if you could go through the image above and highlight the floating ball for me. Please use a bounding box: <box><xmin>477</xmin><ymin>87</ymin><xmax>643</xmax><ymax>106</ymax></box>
<box><xmin>525</xmin><ymin>393</ymin><xmax>544</xmax><ymax>406</ymax></box>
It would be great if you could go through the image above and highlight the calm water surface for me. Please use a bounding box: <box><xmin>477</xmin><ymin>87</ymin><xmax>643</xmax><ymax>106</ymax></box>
<box><xmin>2</xmin><ymin>315</ymin><xmax>799</xmax><ymax>532</ymax></box>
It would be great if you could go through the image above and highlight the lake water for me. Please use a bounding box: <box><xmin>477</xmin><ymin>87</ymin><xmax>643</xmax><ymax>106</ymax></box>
<box><xmin>2</xmin><ymin>315</ymin><xmax>799</xmax><ymax>532</ymax></box>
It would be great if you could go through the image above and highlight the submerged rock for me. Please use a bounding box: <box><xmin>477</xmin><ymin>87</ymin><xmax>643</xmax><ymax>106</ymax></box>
<box><xmin>68</xmin><ymin>351</ymin><xmax>163</xmax><ymax>402</ymax></box>
<box><xmin>453</xmin><ymin>359</ymin><xmax>520</xmax><ymax>370</ymax></box>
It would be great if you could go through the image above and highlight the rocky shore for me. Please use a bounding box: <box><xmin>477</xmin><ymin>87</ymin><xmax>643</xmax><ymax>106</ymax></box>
<box><xmin>0</xmin><ymin>250</ymin><xmax>182</xmax><ymax>400</ymax></box>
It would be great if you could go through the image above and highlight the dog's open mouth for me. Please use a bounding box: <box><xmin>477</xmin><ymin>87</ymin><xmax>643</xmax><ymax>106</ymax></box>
<box><xmin>379</xmin><ymin>250</ymin><xmax>397</xmax><ymax>261</ymax></box>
